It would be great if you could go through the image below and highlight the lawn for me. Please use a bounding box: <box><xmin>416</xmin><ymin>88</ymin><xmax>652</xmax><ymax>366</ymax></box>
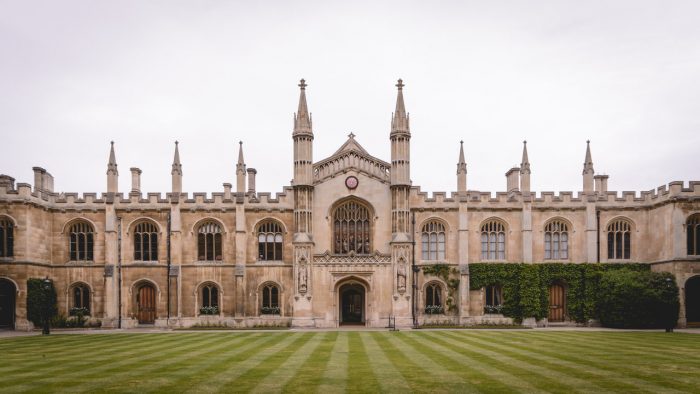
<box><xmin>0</xmin><ymin>330</ymin><xmax>698</xmax><ymax>393</ymax></box>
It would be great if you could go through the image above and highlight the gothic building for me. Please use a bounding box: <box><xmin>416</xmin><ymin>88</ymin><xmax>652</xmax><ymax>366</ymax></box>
<box><xmin>1</xmin><ymin>80</ymin><xmax>699</xmax><ymax>330</ymax></box>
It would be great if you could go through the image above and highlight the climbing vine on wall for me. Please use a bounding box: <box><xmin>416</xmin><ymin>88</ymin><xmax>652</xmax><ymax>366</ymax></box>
<box><xmin>422</xmin><ymin>264</ymin><xmax>460</xmax><ymax>312</ymax></box>
<box><xmin>469</xmin><ymin>263</ymin><xmax>650</xmax><ymax>323</ymax></box>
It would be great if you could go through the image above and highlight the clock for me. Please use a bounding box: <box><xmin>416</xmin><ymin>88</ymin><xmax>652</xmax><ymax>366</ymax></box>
<box><xmin>345</xmin><ymin>176</ymin><xmax>359</xmax><ymax>190</ymax></box>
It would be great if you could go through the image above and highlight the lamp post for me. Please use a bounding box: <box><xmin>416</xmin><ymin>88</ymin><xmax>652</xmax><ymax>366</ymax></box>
<box><xmin>42</xmin><ymin>277</ymin><xmax>51</xmax><ymax>335</ymax></box>
<box><xmin>665</xmin><ymin>277</ymin><xmax>674</xmax><ymax>333</ymax></box>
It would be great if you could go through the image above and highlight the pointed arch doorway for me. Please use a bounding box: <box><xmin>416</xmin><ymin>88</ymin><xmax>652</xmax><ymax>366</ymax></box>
<box><xmin>0</xmin><ymin>279</ymin><xmax>16</xmax><ymax>329</ymax></box>
<box><xmin>339</xmin><ymin>282</ymin><xmax>366</xmax><ymax>325</ymax></box>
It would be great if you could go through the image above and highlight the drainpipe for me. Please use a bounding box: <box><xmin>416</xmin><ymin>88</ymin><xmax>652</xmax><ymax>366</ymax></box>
<box><xmin>411</xmin><ymin>212</ymin><xmax>418</xmax><ymax>327</ymax></box>
<box><xmin>117</xmin><ymin>217</ymin><xmax>122</xmax><ymax>329</ymax></box>
<box><xmin>596</xmin><ymin>209</ymin><xmax>600</xmax><ymax>263</ymax></box>
<box><xmin>167</xmin><ymin>213</ymin><xmax>171</xmax><ymax>324</ymax></box>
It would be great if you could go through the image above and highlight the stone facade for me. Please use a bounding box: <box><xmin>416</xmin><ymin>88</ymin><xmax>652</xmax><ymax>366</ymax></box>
<box><xmin>1</xmin><ymin>80</ymin><xmax>699</xmax><ymax>330</ymax></box>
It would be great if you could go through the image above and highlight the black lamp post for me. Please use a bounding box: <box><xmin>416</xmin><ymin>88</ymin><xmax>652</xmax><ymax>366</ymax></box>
<box><xmin>42</xmin><ymin>277</ymin><xmax>51</xmax><ymax>335</ymax></box>
<box><xmin>664</xmin><ymin>277</ymin><xmax>674</xmax><ymax>333</ymax></box>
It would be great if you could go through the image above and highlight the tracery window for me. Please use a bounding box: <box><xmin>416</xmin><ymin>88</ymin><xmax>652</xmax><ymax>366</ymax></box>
<box><xmin>425</xmin><ymin>282</ymin><xmax>443</xmax><ymax>314</ymax></box>
<box><xmin>333</xmin><ymin>201</ymin><xmax>371</xmax><ymax>254</ymax></box>
<box><xmin>544</xmin><ymin>220</ymin><xmax>569</xmax><ymax>260</ymax></box>
<box><xmin>71</xmin><ymin>283</ymin><xmax>90</xmax><ymax>315</ymax></box>
<box><xmin>201</xmin><ymin>284</ymin><xmax>219</xmax><ymax>308</ymax></box>
<box><xmin>688</xmin><ymin>214</ymin><xmax>700</xmax><ymax>256</ymax></box>
<box><xmin>607</xmin><ymin>219</ymin><xmax>631</xmax><ymax>260</ymax></box>
<box><xmin>257</xmin><ymin>220</ymin><xmax>283</xmax><ymax>261</ymax></box>
<box><xmin>69</xmin><ymin>221</ymin><xmax>94</xmax><ymax>261</ymax></box>
<box><xmin>261</xmin><ymin>283</ymin><xmax>280</xmax><ymax>314</ymax></box>
<box><xmin>421</xmin><ymin>220</ymin><xmax>446</xmax><ymax>261</ymax></box>
<box><xmin>197</xmin><ymin>222</ymin><xmax>222</xmax><ymax>261</ymax></box>
<box><xmin>481</xmin><ymin>220</ymin><xmax>506</xmax><ymax>260</ymax></box>
<box><xmin>134</xmin><ymin>221</ymin><xmax>158</xmax><ymax>261</ymax></box>
<box><xmin>485</xmin><ymin>285</ymin><xmax>503</xmax><ymax>308</ymax></box>
<box><xmin>0</xmin><ymin>217</ymin><xmax>13</xmax><ymax>258</ymax></box>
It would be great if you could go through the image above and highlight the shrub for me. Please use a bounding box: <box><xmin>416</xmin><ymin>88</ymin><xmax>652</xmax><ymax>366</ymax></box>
<box><xmin>260</xmin><ymin>306</ymin><xmax>280</xmax><ymax>315</ymax></box>
<box><xmin>199</xmin><ymin>306</ymin><xmax>219</xmax><ymax>315</ymax></box>
<box><xmin>26</xmin><ymin>278</ymin><xmax>57</xmax><ymax>326</ymax></box>
<box><xmin>597</xmin><ymin>270</ymin><xmax>679</xmax><ymax>328</ymax></box>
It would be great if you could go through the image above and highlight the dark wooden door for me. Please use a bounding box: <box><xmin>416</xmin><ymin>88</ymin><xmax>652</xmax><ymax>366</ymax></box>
<box><xmin>549</xmin><ymin>284</ymin><xmax>566</xmax><ymax>322</ymax></box>
<box><xmin>137</xmin><ymin>285</ymin><xmax>156</xmax><ymax>324</ymax></box>
<box><xmin>341</xmin><ymin>287</ymin><xmax>364</xmax><ymax>324</ymax></box>
<box><xmin>0</xmin><ymin>280</ymin><xmax>15</xmax><ymax>329</ymax></box>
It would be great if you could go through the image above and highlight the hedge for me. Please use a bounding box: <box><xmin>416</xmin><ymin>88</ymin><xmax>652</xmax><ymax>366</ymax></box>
<box><xmin>26</xmin><ymin>278</ymin><xmax>57</xmax><ymax>326</ymax></box>
<box><xmin>470</xmin><ymin>263</ymin><xmax>651</xmax><ymax>323</ymax></box>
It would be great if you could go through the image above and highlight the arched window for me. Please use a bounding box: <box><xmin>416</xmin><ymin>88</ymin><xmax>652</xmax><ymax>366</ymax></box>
<box><xmin>485</xmin><ymin>285</ymin><xmax>503</xmax><ymax>314</ymax></box>
<box><xmin>333</xmin><ymin>200</ymin><xmax>371</xmax><ymax>255</ymax></box>
<box><xmin>688</xmin><ymin>214</ymin><xmax>700</xmax><ymax>256</ymax></box>
<box><xmin>257</xmin><ymin>220</ymin><xmax>283</xmax><ymax>261</ymax></box>
<box><xmin>134</xmin><ymin>221</ymin><xmax>158</xmax><ymax>261</ymax></box>
<box><xmin>197</xmin><ymin>222</ymin><xmax>222</xmax><ymax>261</ymax></box>
<box><xmin>421</xmin><ymin>220</ymin><xmax>446</xmax><ymax>261</ymax></box>
<box><xmin>70</xmin><ymin>283</ymin><xmax>90</xmax><ymax>315</ymax></box>
<box><xmin>0</xmin><ymin>217</ymin><xmax>13</xmax><ymax>258</ymax></box>
<box><xmin>69</xmin><ymin>221</ymin><xmax>94</xmax><ymax>261</ymax></box>
<box><xmin>481</xmin><ymin>219</ymin><xmax>506</xmax><ymax>261</ymax></box>
<box><xmin>607</xmin><ymin>219</ymin><xmax>631</xmax><ymax>260</ymax></box>
<box><xmin>261</xmin><ymin>283</ymin><xmax>280</xmax><ymax>314</ymax></box>
<box><xmin>200</xmin><ymin>283</ymin><xmax>219</xmax><ymax>315</ymax></box>
<box><xmin>425</xmin><ymin>283</ymin><xmax>443</xmax><ymax>314</ymax></box>
<box><xmin>544</xmin><ymin>220</ymin><xmax>569</xmax><ymax>260</ymax></box>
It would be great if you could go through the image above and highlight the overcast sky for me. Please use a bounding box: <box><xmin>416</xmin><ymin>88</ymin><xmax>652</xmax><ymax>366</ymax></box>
<box><xmin>1</xmin><ymin>1</ymin><xmax>698</xmax><ymax>197</ymax></box>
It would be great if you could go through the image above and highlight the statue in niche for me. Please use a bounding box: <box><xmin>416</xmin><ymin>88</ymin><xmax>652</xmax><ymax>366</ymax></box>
<box><xmin>397</xmin><ymin>259</ymin><xmax>407</xmax><ymax>293</ymax></box>
<box><xmin>298</xmin><ymin>260</ymin><xmax>308</xmax><ymax>294</ymax></box>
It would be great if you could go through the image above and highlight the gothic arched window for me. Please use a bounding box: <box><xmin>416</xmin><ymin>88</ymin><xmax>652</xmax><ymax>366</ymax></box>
<box><xmin>257</xmin><ymin>220</ymin><xmax>283</xmax><ymax>261</ymax></box>
<box><xmin>261</xmin><ymin>283</ymin><xmax>280</xmax><ymax>315</ymax></box>
<box><xmin>134</xmin><ymin>221</ymin><xmax>158</xmax><ymax>261</ymax></box>
<box><xmin>485</xmin><ymin>285</ymin><xmax>503</xmax><ymax>310</ymax></box>
<box><xmin>197</xmin><ymin>222</ymin><xmax>222</xmax><ymax>261</ymax></box>
<box><xmin>687</xmin><ymin>214</ymin><xmax>700</xmax><ymax>256</ymax></box>
<box><xmin>69</xmin><ymin>221</ymin><xmax>94</xmax><ymax>261</ymax></box>
<box><xmin>425</xmin><ymin>282</ymin><xmax>443</xmax><ymax>314</ymax></box>
<box><xmin>0</xmin><ymin>217</ymin><xmax>13</xmax><ymax>258</ymax></box>
<box><xmin>200</xmin><ymin>283</ymin><xmax>219</xmax><ymax>315</ymax></box>
<box><xmin>70</xmin><ymin>283</ymin><xmax>90</xmax><ymax>315</ymax></box>
<box><xmin>607</xmin><ymin>219</ymin><xmax>631</xmax><ymax>260</ymax></box>
<box><xmin>333</xmin><ymin>200</ymin><xmax>371</xmax><ymax>255</ymax></box>
<box><xmin>421</xmin><ymin>220</ymin><xmax>446</xmax><ymax>261</ymax></box>
<box><xmin>481</xmin><ymin>219</ymin><xmax>506</xmax><ymax>261</ymax></box>
<box><xmin>544</xmin><ymin>220</ymin><xmax>569</xmax><ymax>260</ymax></box>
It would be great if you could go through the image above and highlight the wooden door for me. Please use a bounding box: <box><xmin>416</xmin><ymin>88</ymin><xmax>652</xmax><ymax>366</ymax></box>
<box><xmin>548</xmin><ymin>284</ymin><xmax>566</xmax><ymax>322</ymax></box>
<box><xmin>340</xmin><ymin>286</ymin><xmax>364</xmax><ymax>324</ymax></box>
<box><xmin>137</xmin><ymin>285</ymin><xmax>156</xmax><ymax>324</ymax></box>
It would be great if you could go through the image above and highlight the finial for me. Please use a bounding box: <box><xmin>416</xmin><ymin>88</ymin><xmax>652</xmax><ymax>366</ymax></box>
<box><xmin>460</xmin><ymin>140</ymin><xmax>464</xmax><ymax>145</ymax></box>
<box><xmin>396</xmin><ymin>78</ymin><xmax>404</xmax><ymax>90</ymax></box>
<box><xmin>587</xmin><ymin>139</ymin><xmax>590</xmax><ymax>144</ymax></box>
<box><xmin>175</xmin><ymin>140</ymin><xmax>179</xmax><ymax>145</ymax></box>
<box><xmin>239</xmin><ymin>140</ymin><xmax>243</xmax><ymax>146</ymax></box>
<box><xmin>298</xmin><ymin>79</ymin><xmax>307</xmax><ymax>90</ymax></box>
<box><xmin>110</xmin><ymin>140</ymin><xmax>114</xmax><ymax>146</ymax></box>
<box><xmin>523</xmin><ymin>140</ymin><xmax>527</xmax><ymax>144</ymax></box>
<box><xmin>348</xmin><ymin>132</ymin><xmax>355</xmax><ymax>139</ymax></box>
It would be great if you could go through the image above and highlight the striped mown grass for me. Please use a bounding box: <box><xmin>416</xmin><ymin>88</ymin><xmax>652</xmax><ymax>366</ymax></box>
<box><xmin>0</xmin><ymin>331</ymin><xmax>699</xmax><ymax>393</ymax></box>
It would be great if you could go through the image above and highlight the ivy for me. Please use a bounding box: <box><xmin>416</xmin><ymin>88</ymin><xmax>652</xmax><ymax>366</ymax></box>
<box><xmin>26</xmin><ymin>278</ymin><xmax>57</xmax><ymax>326</ymax></box>
<box><xmin>469</xmin><ymin>263</ymin><xmax>651</xmax><ymax>323</ymax></box>
<box><xmin>422</xmin><ymin>264</ymin><xmax>460</xmax><ymax>312</ymax></box>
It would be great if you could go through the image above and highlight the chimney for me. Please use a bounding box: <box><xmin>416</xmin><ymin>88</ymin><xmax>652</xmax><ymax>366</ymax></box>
<box><xmin>505</xmin><ymin>167</ymin><xmax>520</xmax><ymax>193</ymax></box>
<box><xmin>130</xmin><ymin>167</ymin><xmax>142</xmax><ymax>194</ymax></box>
<box><xmin>223</xmin><ymin>183</ymin><xmax>232</xmax><ymax>201</ymax></box>
<box><xmin>594</xmin><ymin>175</ymin><xmax>609</xmax><ymax>194</ymax></box>
<box><xmin>32</xmin><ymin>167</ymin><xmax>46</xmax><ymax>194</ymax></box>
<box><xmin>247</xmin><ymin>168</ymin><xmax>257</xmax><ymax>197</ymax></box>
<box><xmin>0</xmin><ymin>175</ymin><xmax>16</xmax><ymax>191</ymax></box>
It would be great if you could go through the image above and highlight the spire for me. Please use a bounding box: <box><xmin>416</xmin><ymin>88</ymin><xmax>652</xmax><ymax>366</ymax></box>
<box><xmin>107</xmin><ymin>141</ymin><xmax>118</xmax><ymax>175</ymax></box>
<box><xmin>171</xmin><ymin>141</ymin><xmax>182</xmax><ymax>176</ymax></box>
<box><xmin>391</xmin><ymin>78</ymin><xmax>410</xmax><ymax>135</ymax></box>
<box><xmin>237</xmin><ymin>140</ymin><xmax>245</xmax><ymax>167</ymax></box>
<box><xmin>293</xmin><ymin>79</ymin><xmax>312</xmax><ymax>135</ymax></box>
<box><xmin>520</xmin><ymin>140</ymin><xmax>530</xmax><ymax>174</ymax></box>
<box><xmin>236</xmin><ymin>141</ymin><xmax>246</xmax><ymax>194</ymax></box>
<box><xmin>457</xmin><ymin>140</ymin><xmax>467</xmax><ymax>174</ymax></box>
<box><xmin>582</xmin><ymin>140</ymin><xmax>594</xmax><ymax>175</ymax></box>
<box><xmin>457</xmin><ymin>140</ymin><xmax>467</xmax><ymax>194</ymax></box>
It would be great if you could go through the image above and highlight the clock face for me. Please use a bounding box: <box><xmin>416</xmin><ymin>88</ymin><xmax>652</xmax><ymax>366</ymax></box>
<box><xmin>345</xmin><ymin>176</ymin><xmax>359</xmax><ymax>190</ymax></box>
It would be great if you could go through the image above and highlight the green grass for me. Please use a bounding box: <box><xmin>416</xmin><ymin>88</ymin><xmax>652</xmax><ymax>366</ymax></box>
<box><xmin>0</xmin><ymin>331</ymin><xmax>699</xmax><ymax>393</ymax></box>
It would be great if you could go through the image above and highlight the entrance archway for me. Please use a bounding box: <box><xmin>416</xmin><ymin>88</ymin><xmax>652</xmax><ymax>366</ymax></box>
<box><xmin>339</xmin><ymin>282</ymin><xmax>365</xmax><ymax>325</ymax></box>
<box><xmin>135</xmin><ymin>283</ymin><xmax>156</xmax><ymax>324</ymax></box>
<box><xmin>548</xmin><ymin>282</ymin><xmax>567</xmax><ymax>322</ymax></box>
<box><xmin>686</xmin><ymin>276</ymin><xmax>700</xmax><ymax>327</ymax></box>
<box><xmin>0</xmin><ymin>279</ymin><xmax>16</xmax><ymax>329</ymax></box>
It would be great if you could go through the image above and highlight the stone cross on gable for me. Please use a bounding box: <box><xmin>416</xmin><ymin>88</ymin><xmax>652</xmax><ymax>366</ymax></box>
<box><xmin>348</xmin><ymin>132</ymin><xmax>355</xmax><ymax>139</ymax></box>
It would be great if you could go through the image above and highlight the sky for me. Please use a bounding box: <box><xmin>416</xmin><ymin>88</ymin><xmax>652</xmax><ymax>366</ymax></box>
<box><xmin>1</xmin><ymin>0</ymin><xmax>699</xmax><ymax>197</ymax></box>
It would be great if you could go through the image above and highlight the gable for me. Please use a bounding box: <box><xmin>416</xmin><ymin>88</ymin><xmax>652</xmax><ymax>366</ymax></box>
<box><xmin>313</xmin><ymin>135</ymin><xmax>391</xmax><ymax>185</ymax></box>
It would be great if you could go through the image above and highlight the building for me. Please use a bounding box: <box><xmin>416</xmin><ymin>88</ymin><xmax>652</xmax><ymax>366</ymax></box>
<box><xmin>1</xmin><ymin>79</ymin><xmax>699</xmax><ymax>330</ymax></box>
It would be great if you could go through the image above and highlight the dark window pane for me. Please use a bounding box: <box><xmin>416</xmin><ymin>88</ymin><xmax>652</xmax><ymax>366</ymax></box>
<box><xmin>607</xmin><ymin>232</ymin><xmax>614</xmax><ymax>259</ymax></box>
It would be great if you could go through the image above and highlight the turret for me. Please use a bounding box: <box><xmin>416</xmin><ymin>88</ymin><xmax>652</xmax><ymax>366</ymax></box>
<box><xmin>582</xmin><ymin>140</ymin><xmax>594</xmax><ymax>194</ymax></box>
<box><xmin>390</xmin><ymin>79</ymin><xmax>411</xmax><ymax>186</ymax></box>
<box><xmin>171</xmin><ymin>141</ymin><xmax>182</xmax><ymax>195</ymax></box>
<box><xmin>293</xmin><ymin>79</ymin><xmax>314</xmax><ymax>187</ymax></box>
<box><xmin>457</xmin><ymin>140</ymin><xmax>467</xmax><ymax>194</ymax></box>
<box><xmin>236</xmin><ymin>141</ymin><xmax>246</xmax><ymax>195</ymax></box>
<box><xmin>106</xmin><ymin>141</ymin><xmax>118</xmax><ymax>193</ymax></box>
<box><xmin>520</xmin><ymin>140</ymin><xmax>531</xmax><ymax>194</ymax></box>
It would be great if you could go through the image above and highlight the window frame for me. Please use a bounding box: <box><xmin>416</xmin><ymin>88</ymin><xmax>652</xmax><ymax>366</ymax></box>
<box><xmin>606</xmin><ymin>219</ymin><xmax>632</xmax><ymax>260</ymax></box>
<box><xmin>544</xmin><ymin>220</ymin><xmax>570</xmax><ymax>261</ymax></box>
<box><xmin>332</xmin><ymin>200</ymin><xmax>372</xmax><ymax>255</ymax></box>
<box><xmin>197</xmin><ymin>221</ymin><xmax>223</xmax><ymax>262</ymax></box>
<box><xmin>70</xmin><ymin>283</ymin><xmax>91</xmax><ymax>315</ymax></box>
<box><xmin>480</xmin><ymin>219</ymin><xmax>506</xmax><ymax>261</ymax></box>
<box><xmin>688</xmin><ymin>214</ymin><xmax>700</xmax><ymax>256</ymax></box>
<box><xmin>133</xmin><ymin>221</ymin><xmax>159</xmax><ymax>262</ymax></box>
<box><xmin>257</xmin><ymin>220</ymin><xmax>284</xmax><ymax>261</ymax></box>
<box><xmin>261</xmin><ymin>283</ymin><xmax>281</xmax><ymax>315</ymax></box>
<box><xmin>0</xmin><ymin>216</ymin><xmax>14</xmax><ymax>258</ymax></box>
<box><xmin>421</xmin><ymin>220</ymin><xmax>446</xmax><ymax>261</ymax></box>
<box><xmin>68</xmin><ymin>221</ymin><xmax>95</xmax><ymax>262</ymax></box>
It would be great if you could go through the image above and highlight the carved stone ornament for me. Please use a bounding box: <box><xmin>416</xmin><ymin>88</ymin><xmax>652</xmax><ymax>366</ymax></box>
<box><xmin>104</xmin><ymin>264</ymin><xmax>114</xmax><ymax>277</ymax></box>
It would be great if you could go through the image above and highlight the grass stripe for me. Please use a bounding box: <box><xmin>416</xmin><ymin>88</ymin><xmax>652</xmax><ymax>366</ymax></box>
<box><xmin>346</xmin><ymin>332</ymin><xmax>381</xmax><ymax>393</ymax></box>
<box><xmin>359</xmin><ymin>332</ymin><xmax>411</xmax><ymax>393</ymax></box>
<box><xmin>314</xmin><ymin>332</ymin><xmax>348</xmax><ymax>394</ymax></box>
<box><xmin>280</xmin><ymin>332</ymin><xmax>338</xmax><ymax>393</ymax></box>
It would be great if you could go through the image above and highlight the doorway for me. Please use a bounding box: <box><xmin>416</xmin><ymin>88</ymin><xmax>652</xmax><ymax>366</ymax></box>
<box><xmin>136</xmin><ymin>283</ymin><xmax>156</xmax><ymax>324</ymax></box>
<box><xmin>339</xmin><ymin>283</ymin><xmax>365</xmax><ymax>325</ymax></box>
<box><xmin>0</xmin><ymin>279</ymin><xmax>16</xmax><ymax>329</ymax></box>
<box><xmin>686</xmin><ymin>276</ymin><xmax>700</xmax><ymax>327</ymax></box>
<box><xmin>548</xmin><ymin>283</ymin><xmax>566</xmax><ymax>322</ymax></box>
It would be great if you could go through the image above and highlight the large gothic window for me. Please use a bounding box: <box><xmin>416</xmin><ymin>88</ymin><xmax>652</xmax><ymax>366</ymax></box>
<box><xmin>134</xmin><ymin>221</ymin><xmax>158</xmax><ymax>261</ymax></box>
<box><xmin>69</xmin><ymin>221</ymin><xmax>94</xmax><ymax>261</ymax></box>
<box><xmin>333</xmin><ymin>200</ymin><xmax>371</xmax><ymax>254</ymax></box>
<box><xmin>688</xmin><ymin>214</ymin><xmax>700</xmax><ymax>256</ymax></box>
<box><xmin>481</xmin><ymin>219</ymin><xmax>506</xmax><ymax>261</ymax></box>
<box><xmin>421</xmin><ymin>220</ymin><xmax>446</xmax><ymax>261</ymax></box>
<box><xmin>607</xmin><ymin>219</ymin><xmax>631</xmax><ymax>260</ymax></box>
<box><xmin>544</xmin><ymin>220</ymin><xmax>569</xmax><ymax>260</ymax></box>
<box><xmin>0</xmin><ymin>217</ymin><xmax>13</xmax><ymax>258</ymax></box>
<box><xmin>257</xmin><ymin>220</ymin><xmax>283</xmax><ymax>261</ymax></box>
<box><xmin>197</xmin><ymin>222</ymin><xmax>222</xmax><ymax>261</ymax></box>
